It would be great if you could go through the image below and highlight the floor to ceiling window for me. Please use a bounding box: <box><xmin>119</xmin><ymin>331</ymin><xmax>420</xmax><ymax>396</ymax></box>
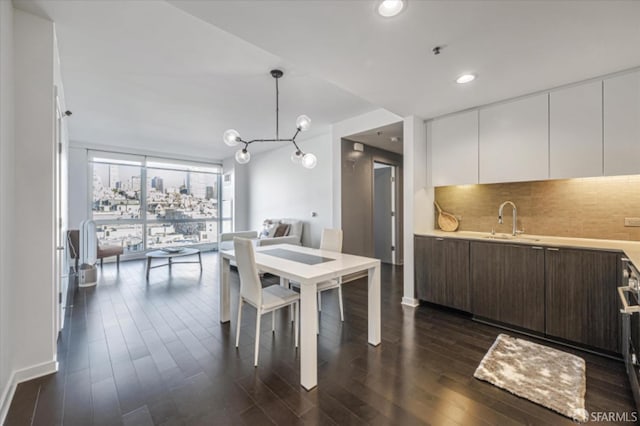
<box><xmin>90</xmin><ymin>151</ymin><xmax>222</xmax><ymax>255</ymax></box>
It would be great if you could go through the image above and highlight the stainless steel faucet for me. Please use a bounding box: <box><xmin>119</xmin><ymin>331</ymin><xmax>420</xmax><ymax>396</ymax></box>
<box><xmin>498</xmin><ymin>201</ymin><xmax>518</xmax><ymax>236</ymax></box>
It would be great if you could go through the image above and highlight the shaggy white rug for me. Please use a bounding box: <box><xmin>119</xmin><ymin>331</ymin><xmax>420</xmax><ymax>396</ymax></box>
<box><xmin>474</xmin><ymin>334</ymin><xmax>588</xmax><ymax>422</ymax></box>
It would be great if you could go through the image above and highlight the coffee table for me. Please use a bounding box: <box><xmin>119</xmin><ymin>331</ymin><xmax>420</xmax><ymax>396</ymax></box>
<box><xmin>145</xmin><ymin>248</ymin><xmax>202</xmax><ymax>280</ymax></box>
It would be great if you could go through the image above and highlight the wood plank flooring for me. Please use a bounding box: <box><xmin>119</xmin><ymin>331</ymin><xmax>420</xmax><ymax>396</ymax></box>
<box><xmin>5</xmin><ymin>252</ymin><xmax>637</xmax><ymax>425</ymax></box>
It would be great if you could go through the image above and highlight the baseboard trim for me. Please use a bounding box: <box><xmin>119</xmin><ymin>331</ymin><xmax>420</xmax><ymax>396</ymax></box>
<box><xmin>401</xmin><ymin>297</ymin><xmax>419</xmax><ymax>307</ymax></box>
<box><xmin>0</xmin><ymin>360</ymin><xmax>58</xmax><ymax>423</ymax></box>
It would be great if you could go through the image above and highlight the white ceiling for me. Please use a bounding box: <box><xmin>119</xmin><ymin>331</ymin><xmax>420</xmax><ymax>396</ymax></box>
<box><xmin>171</xmin><ymin>0</ymin><xmax>640</xmax><ymax>120</ymax></box>
<box><xmin>14</xmin><ymin>1</ymin><xmax>640</xmax><ymax>162</ymax></box>
<box><xmin>14</xmin><ymin>0</ymin><xmax>375</xmax><ymax>161</ymax></box>
<box><xmin>345</xmin><ymin>121</ymin><xmax>403</xmax><ymax>155</ymax></box>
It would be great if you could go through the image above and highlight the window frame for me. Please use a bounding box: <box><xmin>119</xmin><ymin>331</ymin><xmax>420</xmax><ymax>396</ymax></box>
<box><xmin>88</xmin><ymin>150</ymin><xmax>223</xmax><ymax>258</ymax></box>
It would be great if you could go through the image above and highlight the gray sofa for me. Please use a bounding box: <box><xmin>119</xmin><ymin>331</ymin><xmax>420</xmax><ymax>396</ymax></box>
<box><xmin>218</xmin><ymin>218</ymin><xmax>304</xmax><ymax>252</ymax></box>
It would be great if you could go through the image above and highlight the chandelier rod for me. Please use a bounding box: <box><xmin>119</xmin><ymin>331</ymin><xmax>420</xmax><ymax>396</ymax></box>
<box><xmin>275</xmin><ymin>74</ymin><xmax>279</xmax><ymax>141</ymax></box>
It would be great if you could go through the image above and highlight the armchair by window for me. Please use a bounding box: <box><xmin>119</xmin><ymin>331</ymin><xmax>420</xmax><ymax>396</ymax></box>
<box><xmin>97</xmin><ymin>241</ymin><xmax>123</xmax><ymax>268</ymax></box>
<box><xmin>67</xmin><ymin>229</ymin><xmax>124</xmax><ymax>269</ymax></box>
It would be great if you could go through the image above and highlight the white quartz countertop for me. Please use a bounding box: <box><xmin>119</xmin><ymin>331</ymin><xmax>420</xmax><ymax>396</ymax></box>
<box><xmin>415</xmin><ymin>230</ymin><xmax>640</xmax><ymax>268</ymax></box>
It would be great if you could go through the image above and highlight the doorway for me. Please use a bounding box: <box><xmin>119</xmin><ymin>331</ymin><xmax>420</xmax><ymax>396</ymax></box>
<box><xmin>373</xmin><ymin>162</ymin><xmax>397</xmax><ymax>264</ymax></box>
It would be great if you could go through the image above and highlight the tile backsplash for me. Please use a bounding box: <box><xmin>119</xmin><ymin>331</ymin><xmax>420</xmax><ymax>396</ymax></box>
<box><xmin>435</xmin><ymin>175</ymin><xmax>640</xmax><ymax>241</ymax></box>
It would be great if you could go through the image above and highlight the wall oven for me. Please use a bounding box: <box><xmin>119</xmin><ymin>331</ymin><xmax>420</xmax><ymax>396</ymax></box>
<box><xmin>619</xmin><ymin>257</ymin><xmax>640</xmax><ymax>411</ymax></box>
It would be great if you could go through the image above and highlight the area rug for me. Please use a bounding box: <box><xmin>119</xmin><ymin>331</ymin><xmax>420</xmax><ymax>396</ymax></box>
<box><xmin>474</xmin><ymin>334</ymin><xmax>588</xmax><ymax>422</ymax></box>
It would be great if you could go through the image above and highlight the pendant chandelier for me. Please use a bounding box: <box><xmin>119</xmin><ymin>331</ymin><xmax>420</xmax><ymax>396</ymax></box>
<box><xmin>223</xmin><ymin>69</ymin><xmax>317</xmax><ymax>169</ymax></box>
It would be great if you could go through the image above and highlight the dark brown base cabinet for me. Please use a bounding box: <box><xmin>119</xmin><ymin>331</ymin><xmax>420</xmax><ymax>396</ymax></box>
<box><xmin>415</xmin><ymin>236</ymin><xmax>470</xmax><ymax>311</ymax></box>
<box><xmin>470</xmin><ymin>242</ymin><xmax>545</xmax><ymax>333</ymax></box>
<box><xmin>545</xmin><ymin>248</ymin><xmax>621</xmax><ymax>353</ymax></box>
<box><xmin>415</xmin><ymin>234</ymin><xmax>623</xmax><ymax>354</ymax></box>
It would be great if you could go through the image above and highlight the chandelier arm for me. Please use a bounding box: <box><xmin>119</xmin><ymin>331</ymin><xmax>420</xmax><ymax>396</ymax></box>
<box><xmin>244</xmin><ymin>138</ymin><xmax>295</xmax><ymax>145</ymax></box>
<box><xmin>291</xmin><ymin>139</ymin><xmax>303</xmax><ymax>154</ymax></box>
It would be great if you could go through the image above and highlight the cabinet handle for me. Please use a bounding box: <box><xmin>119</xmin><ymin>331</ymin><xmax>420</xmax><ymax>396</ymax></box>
<box><xmin>547</xmin><ymin>248</ymin><xmax>560</xmax><ymax>251</ymax></box>
<box><xmin>531</xmin><ymin>246</ymin><xmax>543</xmax><ymax>250</ymax></box>
<box><xmin>435</xmin><ymin>238</ymin><xmax>444</xmax><ymax>241</ymax></box>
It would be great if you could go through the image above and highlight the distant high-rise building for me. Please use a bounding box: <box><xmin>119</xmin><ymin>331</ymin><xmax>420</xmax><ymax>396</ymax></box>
<box><xmin>189</xmin><ymin>172</ymin><xmax>208</xmax><ymax>199</ymax></box>
<box><xmin>109</xmin><ymin>165</ymin><xmax>120</xmax><ymax>189</ymax></box>
<box><xmin>151</xmin><ymin>176</ymin><xmax>164</xmax><ymax>193</ymax></box>
<box><xmin>205</xmin><ymin>186</ymin><xmax>215</xmax><ymax>200</ymax></box>
<box><xmin>131</xmin><ymin>176</ymin><xmax>141</xmax><ymax>192</ymax></box>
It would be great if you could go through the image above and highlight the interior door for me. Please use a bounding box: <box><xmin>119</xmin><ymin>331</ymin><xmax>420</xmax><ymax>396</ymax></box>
<box><xmin>54</xmin><ymin>89</ymin><xmax>67</xmax><ymax>333</ymax></box>
<box><xmin>373</xmin><ymin>163</ymin><xmax>394</xmax><ymax>263</ymax></box>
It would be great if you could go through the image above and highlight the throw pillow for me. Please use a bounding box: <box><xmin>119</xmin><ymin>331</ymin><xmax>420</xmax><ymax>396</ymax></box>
<box><xmin>261</xmin><ymin>224</ymin><xmax>277</xmax><ymax>239</ymax></box>
<box><xmin>273</xmin><ymin>224</ymin><xmax>290</xmax><ymax>238</ymax></box>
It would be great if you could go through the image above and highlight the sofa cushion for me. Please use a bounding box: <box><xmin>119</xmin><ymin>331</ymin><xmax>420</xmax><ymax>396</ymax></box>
<box><xmin>286</xmin><ymin>221</ymin><xmax>303</xmax><ymax>239</ymax></box>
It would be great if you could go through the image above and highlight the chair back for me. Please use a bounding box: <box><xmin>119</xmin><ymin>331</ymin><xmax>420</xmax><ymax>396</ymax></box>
<box><xmin>320</xmin><ymin>228</ymin><xmax>343</xmax><ymax>253</ymax></box>
<box><xmin>67</xmin><ymin>230</ymin><xmax>80</xmax><ymax>259</ymax></box>
<box><xmin>233</xmin><ymin>237</ymin><xmax>262</xmax><ymax>306</ymax></box>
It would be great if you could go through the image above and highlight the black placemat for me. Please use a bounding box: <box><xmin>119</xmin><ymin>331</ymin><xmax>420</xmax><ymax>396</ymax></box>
<box><xmin>260</xmin><ymin>248</ymin><xmax>335</xmax><ymax>265</ymax></box>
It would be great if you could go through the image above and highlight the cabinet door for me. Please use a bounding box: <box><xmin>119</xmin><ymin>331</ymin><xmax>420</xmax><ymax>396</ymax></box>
<box><xmin>439</xmin><ymin>237</ymin><xmax>470</xmax><ymax>311</ymax></box>
<box><xmin>550</xmin><ymin>81</ymin><xmax>603</xmax><ymax>179</ymax></box>
<box><xmin>414</xmin><ymin>236</ymin><xmax>431</xmax><ymax>301</ymax></box>
<box><xmin>479</xmin><ymin>94</ymin><xmax>549</xmax><ymax>184</ymax></box>
<box><xmin>415</xmin><ymin>236</ymin><xmax>470</xmax><ymax>311</ymax></box>
<box><xmin>545</xmin><ymin>248</ymin><xmax>620</xmax><ymax>352</ymax></box>
<box><xmin>471</xmin><ymin>242</ymin><xmax>545</xmax><ymax>332</ymax></box>
<box><xmin>430</xmin><ymin>110</ymin><xmax>479</xmax><ymax>186</ymax></box>
<box><xmin>604</xmin><ymin>71</ymin><xmax>640</xmax><ymax>176</ymax></box>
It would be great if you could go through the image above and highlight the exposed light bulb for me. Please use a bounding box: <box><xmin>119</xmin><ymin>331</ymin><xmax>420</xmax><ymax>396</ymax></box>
<box><xmin>235</xmin><ymin>148</ymin><xmax>250</xmax><ymax>164</ymax></box>
<box><xmin>291</xmin><ymin>150</ymin><xmax>303</xmax><ymax>164</ymax></box>
<box><xmin>301</xmin><ymin>152</ymin><xmax>317</xmax><ymax>169</ymax></box>
<box><xmin>223</xmin><ymin>129</ymin><xmax>240</xmax><ymax>146</ymax></box>
<box><xmin>456</xmin><ymin>74</ymin><xmax>476</xmax><ymax>84</ymax></box>
<box><xmin>377</xmin><ymin>0</ymin><xmax>404</xmax><ymax>17</ymax></box>
<box><xmin>296</xmin><ymin>115</ymin><xmax>311</xmax><ymax>131</ymax></box>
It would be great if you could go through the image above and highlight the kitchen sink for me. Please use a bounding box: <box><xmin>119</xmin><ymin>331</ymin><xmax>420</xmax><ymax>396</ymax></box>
<box><xmin>483</xmin><ymin>234</ymin><xmax>540</xmax><ymax>242</ymax></box>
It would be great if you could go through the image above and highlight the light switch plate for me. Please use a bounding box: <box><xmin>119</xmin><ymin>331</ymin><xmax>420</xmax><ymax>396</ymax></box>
<box><xmin>624</xmin><ymin>217</ymin><xmax>640</xmax><ymax>227</ymax></box>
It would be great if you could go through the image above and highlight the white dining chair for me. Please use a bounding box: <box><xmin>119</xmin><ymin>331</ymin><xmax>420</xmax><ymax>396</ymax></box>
<box><xmin>234</xmin><ymin>237</ymin><xmax>299</xmax><ymax>367</ymax></box>
<box><xmin>316</xmin><ymin>228</ymin><xmax>344</xmax><ymax>320</ymax></box>
<box><xmin>290</xmin><ymin>228</ymin><xmax>344</xmax><ymax>332</ymax></box>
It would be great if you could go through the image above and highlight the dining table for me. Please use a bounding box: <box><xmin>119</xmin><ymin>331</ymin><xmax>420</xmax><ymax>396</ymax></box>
<box><xmin>218</xmin><ymin>243</ymin><xmax>381</xmax><ymax>390</ymax></box>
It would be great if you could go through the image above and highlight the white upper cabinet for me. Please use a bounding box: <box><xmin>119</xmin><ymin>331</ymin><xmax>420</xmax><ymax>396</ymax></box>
<box><xmin>549</xmin><ymin>81</ymin><xmax>603</xmax><ymax>179</ymax></box>
<box><xmin>479</xmin><ymin>94</ymin><xmax>549</xmax><ymax>184</ymax></box>
<box><xmin>604</xmin><ymin>71</ymin><xmax>640</xmax><ymax>176</ymax></box>
<box><xmin>430</xmin><ymin>110</ymin><xmax>478</xmax><ymax>186</ymax></box>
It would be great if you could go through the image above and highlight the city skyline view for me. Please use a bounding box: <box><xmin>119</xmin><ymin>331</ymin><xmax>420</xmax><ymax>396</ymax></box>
<box><xmin>91</xmin><ymin>160</ymin><xmax>221</xmax><ymax>252</ymax></box>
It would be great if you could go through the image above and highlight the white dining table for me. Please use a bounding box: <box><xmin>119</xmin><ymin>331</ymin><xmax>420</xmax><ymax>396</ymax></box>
<box><xmin>218</xmin><ymin>243</ymin><xmax>381</xmax><ymax>390</ymax></box>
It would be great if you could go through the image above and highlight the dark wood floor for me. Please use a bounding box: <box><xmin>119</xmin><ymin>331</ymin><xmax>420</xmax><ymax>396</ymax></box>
<box><xmin>5</xmin><ymin>252</ymin><xmax>637</xmax><ymax>425</ymax></box>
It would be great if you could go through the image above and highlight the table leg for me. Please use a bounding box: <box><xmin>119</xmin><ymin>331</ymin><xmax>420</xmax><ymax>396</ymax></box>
<box><xmin>168</xmin><ymin>257</ymin><xmax>172</xmax><ymax>272</ymax></box>
<box><xmin>368</xmin><ymin>263</ymin><xmax>381</xmax><ymax>346</ymax></box>
<box><xmin>219</xmin><ymin>255</ymin><xmax>231</xmax><ymax>323</ymax></box>
<box><xmin>146</xmin><ymin>257</ymin><xmax>151</xmax><ymax>280</ymax></box>
<box><xmin>300</xmin><ymin>281</ymin><xmax>318</xmax><ymax>390</ymax></box>
<box><xmin>198</xmin><ymin>252</ymin><xmax>202</xmax><ymax>272</ymax></box>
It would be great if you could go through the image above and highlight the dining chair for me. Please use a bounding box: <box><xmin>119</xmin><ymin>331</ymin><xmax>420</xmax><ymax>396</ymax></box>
<box><xmin>234</xmin><ymin>237</ymin><xmax>299</xmax><ymax>367</ymax></box>
<box><xmin>290</xmin><ymin>228</ymin><xmax>344</xmax><ymax>333</ymax></box>
<box><xmin>316</xmin><ymin>228</ymin><xmax>344</xmax><ymax>321</ymax></box>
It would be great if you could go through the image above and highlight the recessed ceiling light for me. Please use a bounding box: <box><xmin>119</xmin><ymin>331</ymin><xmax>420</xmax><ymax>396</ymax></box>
<box><xmin>377</xmin><ymin>0</ymin><xmax>405</xmax><ymax>18</ymax></box>
<box><xmin>456</xmin><ymin>74</ymin><xmax>476</xmax><ymax>84</ymax></box>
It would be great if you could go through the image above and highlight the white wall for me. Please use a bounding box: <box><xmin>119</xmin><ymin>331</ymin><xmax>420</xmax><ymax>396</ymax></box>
<box><xmin>12</xmin><ymin>5</ymin><xmax>58</xmax><ymax>381</ymax></box>
<box><xmin>0</xmin><ymin>1</ymin><xmax>15</xmax><ymax>420</ymax></box>
<box><xmin>242</xmin><ymin>132</ymin><xmax>333</xmax><ymax>248</ymax></box>
<box><xmin>402</xmin><ymin>116</ymin><xmax>430</xmax><ymax>307</ymax></box>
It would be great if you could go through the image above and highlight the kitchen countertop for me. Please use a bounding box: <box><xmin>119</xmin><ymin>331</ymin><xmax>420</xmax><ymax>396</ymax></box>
<box><xmin>416</xmin><ymin>230</ymin><xmax>640</xmax><ymax>269</ymax></box>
